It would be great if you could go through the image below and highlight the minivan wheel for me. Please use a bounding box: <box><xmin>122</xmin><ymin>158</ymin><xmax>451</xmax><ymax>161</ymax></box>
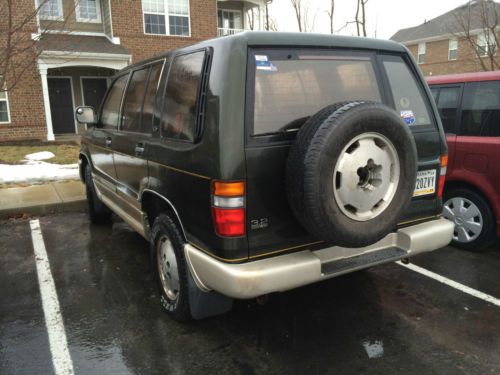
<box><xmin>84</xmin><ymin>164</ymin><xmax>111</xmax><ymax>224</ymax></box>
<box><xmin>287</xmin><ymin>101</ymin><xmax>417</xmax><ymax>247</ymax></box>
<box><xmin>443</xmin><ymin>188</ymin><xmax>495</xmax><ymax>251</ymax></box>
<box><xmin>150</xmin><ymin>214</ymin><xmax>191</xmax><ymax>321</ymax></box>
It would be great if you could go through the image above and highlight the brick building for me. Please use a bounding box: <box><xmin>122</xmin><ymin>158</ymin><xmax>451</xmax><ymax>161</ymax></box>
<box><xmin>0</xmin><ymin>0</ymin><xmax>269</xmax><ymax>141</ymax></box>
<box><xmin>391</xmin><ymin>0</ymin><xmax>500</xmax><ymax>77</ymax></box>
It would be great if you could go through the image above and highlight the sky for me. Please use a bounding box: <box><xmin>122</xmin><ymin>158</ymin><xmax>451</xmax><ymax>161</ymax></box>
<box><xmin>267</xmin><ymin>0</ymin><xmax>469</xmax><ymax>39</ymax></box>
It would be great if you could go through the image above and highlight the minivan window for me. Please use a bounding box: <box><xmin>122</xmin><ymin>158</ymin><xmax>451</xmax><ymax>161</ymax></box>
<box><xmin>461</xmin><ymin>81</ymin><xmax>500</xmax><ymax>137</ymax></box>
<box><xmin>142</xmin><ymin>62</ymin><xmax>164</xmax><ymax>133</ymax></box>
<box><xmin>383</xmin><ymin>57</ymin><xmax>432</xmax><ymax>126</ymax></box>
<box><xmin>252</xmin><ymin>54</ymin><xmax>381</xmax><ymax>136</ymax></box>
<box><xmin>162</xmin><ymin>51</ymin><xmax>205</xmax><ymax>142</ymax></box>
<box><xmin>436</xmin><ymin>86</ymin><xmax>460</xmax><ymax>134</ymax></box>
<box><xmin>100</xmin><ymin>74</ymin><xmax>128</xmax><ymax>129</ymax></box>
<box><xmin>122</xmin><ymin>67</ymin><xmax>149</xmax><ymax>133</ymax></box>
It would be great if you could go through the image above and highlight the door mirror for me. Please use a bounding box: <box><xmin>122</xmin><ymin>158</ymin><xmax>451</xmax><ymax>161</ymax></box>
<box><xmin>75</xmin><ymin>106</ymin><xmax>97</xmax><ymax>125</ymax></box>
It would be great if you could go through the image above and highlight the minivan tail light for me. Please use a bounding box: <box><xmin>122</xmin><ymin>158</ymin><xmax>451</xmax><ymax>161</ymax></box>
<box><xmin>438</xmin><ymin>155</ymin><xmax>448</xmax><ymax>199</ymax></box>
<box><xmin>212</xmin><ymin>181</ymin><xmax>246</xmax><ymax>237</ymax></box>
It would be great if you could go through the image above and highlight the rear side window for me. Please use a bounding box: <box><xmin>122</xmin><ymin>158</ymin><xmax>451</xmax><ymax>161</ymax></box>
<box><xmin>252</xmin><ymin>53</ymin><xmax>381</xmax><ymax>136</ymax></box>
<box><xmin>162</xmin><ymin>51</ymin><xmax>205</xmax><ymax>142</ymax></box>
<box><xmin>383</xmin><ymin>57</ymin><xmax>432</xmax><ymax>126</ymax></box>
<box><xmin>436</xmin><ymin>86</ymin><xmax>460</xmax><ymax>134</ymax></box>
<box><xmin>461</xmin><ymin>81</ymin><xmax>500</xmax><ymax>137</ymax></box>
<box><xmin>100</xmin><ymin>74</ymin><xmax>128</xmax><ymax>129</ymax></box>
<box><xmin>122</xmin><ymin>67</ymin><xmax>149</xmax><ymax>133</ymax></box>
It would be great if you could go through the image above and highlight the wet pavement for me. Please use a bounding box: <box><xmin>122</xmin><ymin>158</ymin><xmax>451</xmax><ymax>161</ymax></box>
<box><xmin>1</xmin><ymin>212</ymin><xmax>499</xmax><ymax>374</ymax></box>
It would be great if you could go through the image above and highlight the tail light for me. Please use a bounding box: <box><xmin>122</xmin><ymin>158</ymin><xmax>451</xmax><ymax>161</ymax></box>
<box><xmin>437</xmin><ymin>155</ymin><xmax>448</xmax><ymax>199</ymax></box>
<box><xmin>212</xmin><ymin>181</ymin><xmax>246</xmax><ymax>237</ymax></box>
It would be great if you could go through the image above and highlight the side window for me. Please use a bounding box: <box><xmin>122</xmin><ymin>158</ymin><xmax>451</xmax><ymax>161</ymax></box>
<box><xmin>383</xmin><ymin>57</ymin><xmax>432</xmax><ymax>126</ymax></box>
<box><xmin>142</xmin><ymin>62</ymin><xmax>164</xmax><ymax>134</ymax></box>
<box><xmin>162</xmin><ymin>51</ymin><xmax>205</xmax><ymax>142</ymax></box>
<box><xmin>121</xmin><ymin>67</ymin><xmax>150</xmax><ymax>133</ymax></box>
<box><xmin>101</xmin><ymin>74</ymin><xmax>128</xmax><ymax>129</ymax></box>
<box><xmin>436</xmin><ymin>87</ymin><xmax>460</xmax><ymax>134</ymax></box>
<box><xmin>461</xmin><ymin>81</ymin><xmax>500</xmax><ymax>137</ymax></box>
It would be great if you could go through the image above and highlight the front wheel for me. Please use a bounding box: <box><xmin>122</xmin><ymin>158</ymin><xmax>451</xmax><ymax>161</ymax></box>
<box><xmin>442</xmin><ymin>188</ymin><xmax>495</xmax><ymax>251</ymax></box>
<box><xmin>150</xmin><ymin>214</ymin><xmax>191</xmax><ymax>321</ymax></box>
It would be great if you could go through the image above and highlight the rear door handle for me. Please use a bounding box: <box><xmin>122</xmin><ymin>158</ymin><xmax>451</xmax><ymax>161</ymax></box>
<box><xmin>105</xmin><ymin>137</ymin><xmax>112</xmax><ymax>147</ymax></box>
<box><xmin>135</xmin><ymin>143</ymin><xmax>145</xmax><ymax>157</ymax></box>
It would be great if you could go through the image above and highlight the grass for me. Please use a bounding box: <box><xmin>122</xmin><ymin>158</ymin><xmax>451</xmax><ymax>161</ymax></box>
<box><xmin>0</xmin><ymin>144</ymin><xmax>80</xmax><ymax>165</ymax></box>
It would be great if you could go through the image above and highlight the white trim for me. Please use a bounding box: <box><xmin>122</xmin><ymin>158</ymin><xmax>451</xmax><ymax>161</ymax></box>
<box><xmin>41</xmin><ymin>30</ymin><xmax>107</xmax><ymax>37</ymax></box>
<box><xmin>39</xmin><ymin>51</ymin><xmax>131</xmax><ymax>69</ymax></box>
<box><xmin>218</xmin><ymin>8</ymin><xmax>243</xmax><ymax>30</ymax></box>
<box><xmin>39</xmin><ymin>68</ymin><xmax>55</xmax><ymax>141</ymax></box>
<box><xmin>142</xmin><ymin>0</ymin><xmax>191</xmax><ymax>37</ymax></box>
<box><xmin>47</xmin><ymin>76</ymin><xmax>78</xmax><ymax>134</ymax></box>
<box><xmin>417</xmin><ymin>42</ymin><xmax>426</xmax><ymax>64</ymax></box>
<box><xmin>75</xmin><ymin>0</ymin><xmax>102</xmax><ymax>23</ymax></box>
<box><xmin>108</xmin><ymin>0</ymin><xmax>115</xmax><ymax>39</ymax></box>
<box><xmin>38</xmin><ymin>0</ymin><xmax>64</xmax><ymax>21</ymax></box>
<box><xmin>0</xmin><ymin>89</ymin><xmax>11</xmax><ymax>124</ymax></box>
<box><xmin>448</xmin><ymin>38</ymin><xmax>458</xmax><ymax>61</ymax></box>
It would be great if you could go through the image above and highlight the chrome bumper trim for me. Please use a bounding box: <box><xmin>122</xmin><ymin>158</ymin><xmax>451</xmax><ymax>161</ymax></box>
<box><xmin>184</xmin><ymin>218</ymin><xmax>454</xmax><ymax>299</ymax></box>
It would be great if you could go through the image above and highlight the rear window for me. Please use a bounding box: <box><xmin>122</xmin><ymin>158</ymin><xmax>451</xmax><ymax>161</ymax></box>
<box><xmin>251</xmin><ymin>51</ymin><xmax>381</xmax><ymax>136</ymax></box>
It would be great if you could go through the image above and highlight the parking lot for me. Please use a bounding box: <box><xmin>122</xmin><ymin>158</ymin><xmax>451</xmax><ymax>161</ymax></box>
<box><xmin>1</xmin><ymin>212</ymin><xmax>499</xmax><ymax>374</ymax></box>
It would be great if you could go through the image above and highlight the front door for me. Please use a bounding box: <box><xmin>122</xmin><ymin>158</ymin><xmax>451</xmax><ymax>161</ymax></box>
<box><xmin>48</xmin><ymin>78</ymin><xmax>75</xmax><ymax>134</ymax></box>
<box><xmin>82</xmin><ymin>78</ymin><xmax>108</xmax><ymax>111</ymax></box>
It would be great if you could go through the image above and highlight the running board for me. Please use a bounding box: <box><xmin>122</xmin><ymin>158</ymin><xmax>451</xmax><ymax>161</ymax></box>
<box><xmin>321</xmin><ymin>247</ymin><xmax>408</xmax><ymax>276</ymax></box>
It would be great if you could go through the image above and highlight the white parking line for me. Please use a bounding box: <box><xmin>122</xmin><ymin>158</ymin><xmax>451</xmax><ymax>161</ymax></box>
<box><xmin>396</xmin><ymin>261</ymin><xmax>500</xmax><ymax>307</ymax></box>
<box><xmin>30</xmin><ymin>219</ymin><xmax>75</xmax><ymax>375</ymax></box>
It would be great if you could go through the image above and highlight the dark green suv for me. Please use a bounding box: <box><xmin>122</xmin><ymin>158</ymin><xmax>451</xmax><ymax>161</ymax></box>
<box><xmin>76</xmin><ymin>32</ymin><xmax>454</xmax><ymax>321</ymax></box>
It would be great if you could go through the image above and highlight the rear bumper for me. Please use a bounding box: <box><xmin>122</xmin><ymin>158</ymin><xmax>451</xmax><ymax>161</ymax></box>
<box><xmin>184</xmin><ymin>217</ymin><xmax>454</xmax><ymax>299</ymax></box>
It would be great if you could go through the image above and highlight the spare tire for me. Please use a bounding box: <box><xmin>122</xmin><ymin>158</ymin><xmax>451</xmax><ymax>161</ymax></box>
<box><xmin>286</xmin><ymin>101</ymin><xmax>417</xmax><ymax>247</ymax></box>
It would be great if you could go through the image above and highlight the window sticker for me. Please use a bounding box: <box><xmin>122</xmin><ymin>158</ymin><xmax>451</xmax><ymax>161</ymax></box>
<box><xmin>255</xmin><ymin>55</ymin><xmax>277</xmax><ymax>71</ymax></box>
<box><xmin>400</xmin><ymin>110</ymin><xmax>415</xmax><ymax>125</ymax></box>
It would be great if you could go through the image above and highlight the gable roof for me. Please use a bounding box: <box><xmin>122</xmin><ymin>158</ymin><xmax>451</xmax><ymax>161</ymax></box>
<box><xmin>390</xmin><ymin>0</ymin><xmax>500</xmax><ymax>43</ymax></box>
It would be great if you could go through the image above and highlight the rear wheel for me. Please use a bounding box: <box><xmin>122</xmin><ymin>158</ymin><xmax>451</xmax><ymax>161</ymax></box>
<box><xmin>85</xmin><ymin>164</ymin><xmax>111</xmax><ymax>224</ymax></box>
<box><xmin>150</xmin><ymin>214</ymin><xmax>191</xmax><ymax>321</ymax></box>
<box><xmin>443</xmin><ymin>188</ymin><xmax>495</xmax><ymax>251</ymax></box>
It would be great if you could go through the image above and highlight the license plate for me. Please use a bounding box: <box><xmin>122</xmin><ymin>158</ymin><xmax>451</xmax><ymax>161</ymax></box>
<box><xmin>413</xmin><ymin>170</ymin><xmax>437</xmax><ymax>197</ymax></box>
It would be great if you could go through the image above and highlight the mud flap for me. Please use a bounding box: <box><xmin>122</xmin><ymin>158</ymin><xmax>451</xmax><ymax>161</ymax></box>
<box><xmin>186</xmin><ymin>265</ymin><xmax>234</xmax><ymax>320</ymax></box>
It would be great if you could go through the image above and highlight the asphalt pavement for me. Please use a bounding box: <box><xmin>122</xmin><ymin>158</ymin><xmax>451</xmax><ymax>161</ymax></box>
<box><xmin>1</xmin><ymin>212</ymin><xmax>499</xmax><ymax>374</ymax></box>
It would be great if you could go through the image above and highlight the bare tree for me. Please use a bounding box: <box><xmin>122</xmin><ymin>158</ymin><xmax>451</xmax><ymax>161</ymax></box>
<box><xmin>355</xmin><ymin>0</ymin><xmax>369</xmax><ymax>37</ymax></box>
<box><xmin>0</xmin><ymin>0</ymin><xmax>74</xmax><ymax>92</ymax></box>
<box><xmin>451</xmin><ymin>0</ymin><xmax>500</xmax><ymax>71</ymax></box>
<box><xmin>246</xmin><ymin>8</ymin><xmax>256</xmax><ymax>30</ymax></box>
<box><xmin>289</xmin><ymin>0</ymin><xmax>316</xmax><ymax>32</ymax></box>
<box><xmin>326</xmin><ymin>0</ymin><xmax>335</xmax><ymax>34</ymax></box>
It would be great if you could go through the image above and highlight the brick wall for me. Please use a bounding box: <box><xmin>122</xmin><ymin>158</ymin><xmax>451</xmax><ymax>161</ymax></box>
<box><xmin>407</xmin><ymin>37</ymin><xmax>500</xmax><ymax>76</ymax></box>
<box><xmin>111</xmin><ymin>0</ymin><xmax>217</xmax><ymax>63</ymax></box>
<box><xmin>0</xmin><ymin>0</ymin><xmax>47</xmax><ymax>142</ymax></box>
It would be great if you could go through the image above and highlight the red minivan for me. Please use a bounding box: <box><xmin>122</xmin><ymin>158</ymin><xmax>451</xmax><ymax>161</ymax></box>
<box><xmin>427</xmin><ymin>71</ymin><xmax>500</xmax><ymax>251</ymax></box>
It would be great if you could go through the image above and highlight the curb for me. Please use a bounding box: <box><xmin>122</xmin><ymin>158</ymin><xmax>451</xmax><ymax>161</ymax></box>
<box><xmin>0</xmin><ymin>199</ymin><xmax>87</xmax><ymax>220</ymax></box>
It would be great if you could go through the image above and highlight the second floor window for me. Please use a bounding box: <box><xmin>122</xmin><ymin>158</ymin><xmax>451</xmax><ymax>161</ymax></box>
<box><xmin>477</xmin><ymin>32</ymin><xmax>496</xmax><ymax>57</ymax></box>
<box><xmin>417</xmin><ymin>42</ymin><xmax>426</xmax><ymax>64</ymax></box>
<box><xmin>76</xmin><ymin>0</ymin><xmax>101</xmax><ymax>23</ymax></box>
<box><xmin>143</xmin><ymin>0</ymin><xmax>190</xmax><ymax>36</ymax></box>
<box><xmin>0</xmin><ymin>81</ymin><xmax>11</xmax><ymax>124</ymax></box>
<box><xmin>448</xmin><ymin>39</ymin><xmax>458</xmax><ymax>61</ymax></box>
<box><xmin>39</xmin><ymin>0</ymin><xmax>63</xmax><ymax>19</ymax></box>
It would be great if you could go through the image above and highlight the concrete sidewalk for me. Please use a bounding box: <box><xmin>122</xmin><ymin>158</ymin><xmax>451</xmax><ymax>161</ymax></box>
<box><xmin>0</xmin><ymin>180</ymin><xmax>86</xmax><ymax>219</ymax></box>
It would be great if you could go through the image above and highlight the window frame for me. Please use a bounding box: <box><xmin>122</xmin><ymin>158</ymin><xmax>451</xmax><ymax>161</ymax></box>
<box><xmin>217</xmin><ymin>9</ymin><xmax>243</xmax><ymax>30</ymax></box>
<box><xmin>38</xmin><ymin>0</ymin><xmax>63</xmax><ymax>21</ymax></box>
<box><xmin>159</xmin><ymin>48</ymin><xmax>211</xmax><ymax>143</ymax></box>
<box><xmin>417</xmin><ymin>42</ymin><xmax>426</xmax><ymax>64</ymax></box>
<box><xmin>448</xmin><ymin>38</ymin><xmax>458</xmax><ymax>61</ymax></box>
<box><xmin>0</xmin><ymin>88</ymin><xmax>11</xmax><ymax>124</ymax></box>
<box><xmin>75</xmin><ymin>0</ymin><xmax>102</xmax><ymax>23</ymax></box>
<box><xmin>142</xmin><ymin>0</ymin><xmax>191</xmax><ymax>37</ymax></box>
<box><xmin>477</xmin><ymin>32</ymin><xmax>496</xmax><ymax>57</ymax></box>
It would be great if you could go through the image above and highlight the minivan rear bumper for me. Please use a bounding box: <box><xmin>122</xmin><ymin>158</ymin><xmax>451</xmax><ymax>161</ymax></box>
<box><xmin>184</xmin><ymin>218</ymin><xmax>454</xmax><ymax>299</ymax></box>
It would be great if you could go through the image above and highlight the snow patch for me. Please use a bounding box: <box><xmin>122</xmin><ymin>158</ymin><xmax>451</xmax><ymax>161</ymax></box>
<box><xmin>362</xmin><ymin>340</ymin><xmax>384</xmax><ymax>359</ymax></box>
<box><xmin>25</xmin><ymin>151</ymin><xmax>55</xmax><ymax>161</ymax></box>
<box><xmin>0</xmin><ymin>161</ymin><xmax>79</xmax><ymax>184</ymax></box>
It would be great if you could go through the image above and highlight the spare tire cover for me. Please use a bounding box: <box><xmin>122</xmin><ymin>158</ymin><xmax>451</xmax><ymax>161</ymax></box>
<box><xmin>286</xmin><ymin>101</ymin><xmax>418</xmax><ymax>247</ymax></box>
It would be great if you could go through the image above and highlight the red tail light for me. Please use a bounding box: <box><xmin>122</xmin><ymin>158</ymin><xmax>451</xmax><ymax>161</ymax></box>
<box><xmin>212</xmin><ymin>181</ymin><xmax>246</xmax><ymax>237</ymax></box>
<box><xmin>438</xmin><ymin>155</ymin><xmax>448</xmax><ymax>199</ymax></box>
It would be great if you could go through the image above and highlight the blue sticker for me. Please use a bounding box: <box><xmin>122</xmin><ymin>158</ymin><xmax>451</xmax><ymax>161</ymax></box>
<box><xmin>255</xmin><ymin>55</ymin><xmax>277</xmax><ymax>71</ymax></box>
<box><xmin>400</xmin><ymin>110</ymin><xmax>415</xmax><ymax>125</ymax></box>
